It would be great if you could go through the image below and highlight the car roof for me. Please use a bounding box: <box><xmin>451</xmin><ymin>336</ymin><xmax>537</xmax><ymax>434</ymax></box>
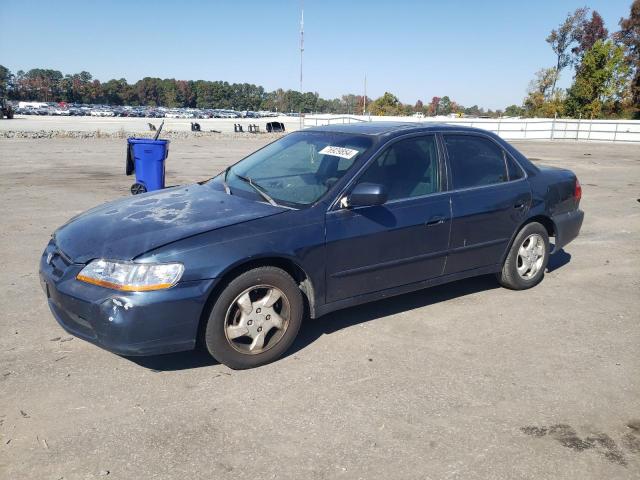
<box><xmin>305</xmin><ymin>121</ymin><xmax>485</xmax><ymax>138</ymax></box>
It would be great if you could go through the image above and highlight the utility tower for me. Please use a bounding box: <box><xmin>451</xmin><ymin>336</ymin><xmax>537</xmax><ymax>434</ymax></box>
<box><xmin>363</xmin><ymin>74</ymin><xmax>367</xmax><ymax>115</ymax></box>
<box><xmin>299</xmin><ymin>1</ymin><xmax>304</xmax><ymax>128</ymax></box>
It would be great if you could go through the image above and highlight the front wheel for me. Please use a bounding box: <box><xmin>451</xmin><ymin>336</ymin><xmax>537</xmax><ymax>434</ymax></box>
<box><xmin>204</xmin><ymin>267</ymin><xmax>303</xmax><ymax>369</ymax></box>
<box><xmin>498</xmin><ymin>222</ymin><xmax>549</xmax><ymax>290</ymax></box>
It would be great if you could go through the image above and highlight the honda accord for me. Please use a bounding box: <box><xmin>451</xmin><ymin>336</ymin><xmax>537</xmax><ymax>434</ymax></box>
<box><xmin>40</xmin><ymin>123</ymin><xmax>584</xmax><ymax>369</ymax></box>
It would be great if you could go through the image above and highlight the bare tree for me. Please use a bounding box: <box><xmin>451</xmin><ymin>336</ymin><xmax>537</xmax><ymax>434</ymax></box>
<box><xmin>546</xmin><ymin>7</ymin><xmax>589</xmax><ymax>94</ymax></box>
<box><xmin>529</xmin><ymin>68</ymin><xmax>558</xmax><ymax>99</ymax></box>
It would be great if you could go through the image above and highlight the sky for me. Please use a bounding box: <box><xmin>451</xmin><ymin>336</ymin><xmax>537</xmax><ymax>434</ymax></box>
<box><xmin>0</xmin><ymin>0</ymin><xmax>634</xmax><ymax>109</ymax></box>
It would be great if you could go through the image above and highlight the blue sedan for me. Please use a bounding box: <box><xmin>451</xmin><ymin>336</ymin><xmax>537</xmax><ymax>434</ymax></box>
<box><xmin>40</xmin><ymin>123</ymin><xmax>584</xmax><ymax>369</ymax></box>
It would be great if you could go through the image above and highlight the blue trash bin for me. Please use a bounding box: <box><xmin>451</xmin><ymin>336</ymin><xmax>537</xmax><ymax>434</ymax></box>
<box><xmin>126</xmin><ymin>138</ymin><xmax>170</xmax><ymax>195</ymax></box>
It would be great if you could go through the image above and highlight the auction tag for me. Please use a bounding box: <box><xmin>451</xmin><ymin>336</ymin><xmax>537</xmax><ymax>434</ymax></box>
<box><xmin>319</xmin><ymin>146</ymin><xmax>359</xmax><ymax>160</ymax></box>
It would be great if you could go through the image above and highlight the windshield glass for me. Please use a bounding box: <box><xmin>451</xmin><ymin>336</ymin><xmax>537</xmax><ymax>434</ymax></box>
<box><xmin>223</xmin><ymin>131</ymin><xmax>373</xmax><ymax>207</ymax></box>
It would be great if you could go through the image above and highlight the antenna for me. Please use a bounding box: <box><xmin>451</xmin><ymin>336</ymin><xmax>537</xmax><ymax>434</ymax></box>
<box><xmin>299</xmin><ymin>0</ymin><xmax>304</xmax><ymax>128</ymax></box>
<box><xmin>300</xmin><ymin>1</ymin><xmax>304</xmax><ymax>93</ymax></box>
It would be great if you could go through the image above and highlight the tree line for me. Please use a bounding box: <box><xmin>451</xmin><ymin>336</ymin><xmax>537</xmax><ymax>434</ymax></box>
<box><xmin>0</xmin><ymin>66</ymin><xmax>512</xmax><ymax>119</ymax></box>
<box><xmin>0</xmin><ymin>2</ymin><xmax>637</xmax><ymax>118</ymax></box>
<box><xmin>522</xmin><ymin>1</ymin><xmax>639</xmax><ymax>119</ymax></box>
<box><xmin>0</xmin><ymin>67</ymin><xmax>375</xmax><ymax>114</ymax></box>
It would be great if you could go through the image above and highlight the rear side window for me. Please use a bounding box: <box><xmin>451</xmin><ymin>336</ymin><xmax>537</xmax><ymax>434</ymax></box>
<box><xmin>506</xmin><ymin>155</ymin><xmax>524</xmax><ymax>180</ymax></box>
<box><xmin>444</xmin><ymin>135</ymin><xmax>508</xmax><ymax>189</ymax></box>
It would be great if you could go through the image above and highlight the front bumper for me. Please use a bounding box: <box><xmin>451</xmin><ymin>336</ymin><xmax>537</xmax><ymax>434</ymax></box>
<box><xmin>552</xmin><ymin>209</ymin><xmax>584</xmax><ymax>252</ymax></box>
<box><xmin>39</xmin><ymin>241</ymin><xmax>215</xmax><ymax>356</ymax></box>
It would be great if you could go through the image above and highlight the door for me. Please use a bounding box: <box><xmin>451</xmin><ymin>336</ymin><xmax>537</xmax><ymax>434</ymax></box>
<box><xmin>442</xmin><ymin>133</ymin><xmax>530</xmax><ymax>274</ymax></box>
<box><xmin>325</xmin><ymin>135</ymin><xmax>451</xmax><ymax>303</ymax></box>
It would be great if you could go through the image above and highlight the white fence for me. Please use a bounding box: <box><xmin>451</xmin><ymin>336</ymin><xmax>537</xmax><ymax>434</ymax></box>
<box><xmin>302</xmin><ymin>115</ymin><xmax>640</xmax><ymax>143</ymax></box>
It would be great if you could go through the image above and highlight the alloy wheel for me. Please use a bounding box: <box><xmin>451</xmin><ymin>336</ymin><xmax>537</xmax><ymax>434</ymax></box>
<box><xmin>224</xmin><ymin>285</ymin><xmax>290</xmax><ymax>354</ymax></box>
<box><xmin>516</xmin><ymin>233</ymin><xmax>545</xmax><ymax>279</ymax></box>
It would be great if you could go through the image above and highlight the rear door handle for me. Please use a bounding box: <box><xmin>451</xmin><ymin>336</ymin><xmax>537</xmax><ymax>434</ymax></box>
<box><xmin>426</xmin><ymin>216</ymin><xmax>445</xmax><ymax>226</ymax></box>
<box><xmin>514</xmin><ymin>202</ymin><xmax>526</xmax><ymax>210</ymax></box>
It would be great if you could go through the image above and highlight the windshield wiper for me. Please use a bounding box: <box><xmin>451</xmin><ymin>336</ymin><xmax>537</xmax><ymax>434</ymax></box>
<box><xmin>233</xmin><ymin>173</ymin><xmax>279</xmax><ymax>207</ymax></box>
<box><xmin>222</xmin><ymin>167</ymin><xmax>231</xmax><ymax>195</ymax></box>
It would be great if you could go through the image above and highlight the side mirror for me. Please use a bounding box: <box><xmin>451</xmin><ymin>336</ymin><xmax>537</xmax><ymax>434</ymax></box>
<box><xmin>346</xmin><ymin>182</ymin><xmax>388</xmax><ymax>208</ymax></box>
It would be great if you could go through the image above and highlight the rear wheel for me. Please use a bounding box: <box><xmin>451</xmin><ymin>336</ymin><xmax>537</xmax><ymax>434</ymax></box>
<box><xmin>498</xmin><ymin>222</ymin><xmax>549</xmax><ymax>290</ymax></box>
<box><xmin>204</xmin><ymin>267</ymin><xmax>303</xmax><ymax>369</ymax></box>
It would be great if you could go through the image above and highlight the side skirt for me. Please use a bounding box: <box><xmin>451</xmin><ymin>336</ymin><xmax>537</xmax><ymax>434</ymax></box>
<box><xmin>314</xmin><ymin>264</ymin><xmax>502</xmax><ymax>318</ymax></box>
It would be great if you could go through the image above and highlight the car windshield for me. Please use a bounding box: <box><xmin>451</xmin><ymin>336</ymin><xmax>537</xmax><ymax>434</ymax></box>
<box><xmin>222</xmin><ymin>131</ymin><xmax>373</xmax><ymax>207</ymax></box>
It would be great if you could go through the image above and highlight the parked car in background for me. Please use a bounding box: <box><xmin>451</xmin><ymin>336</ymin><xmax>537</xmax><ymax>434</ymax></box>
<box><xmin>51</xmin><ymin>107</ymin><xmax>70</xmax><ymax>116</ymax></box>
<box><xmin>12</xmin><ymin>103</ymin><xmax>274</xmax><ymax>119</ymax></box>
<box><xmin>90</xmin><ymin>109</ymin><xmax>115</xmax><ymax>117</ymax></box>
<box><xmin>40</xmin><ymin>123</ymin><xmax>583</xmax><ymax>369</ymax></box>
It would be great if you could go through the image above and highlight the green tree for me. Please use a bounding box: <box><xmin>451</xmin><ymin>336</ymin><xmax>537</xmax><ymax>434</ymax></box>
<box><xmin>565</xmin><ymin>40</ymin><xmax>631</xmax><ymax>117</ymax></box>
<box><xmin>439</xmin><ymin>96</ymin><xmax>453</xmax><ymax>115</ymax></box>
<box><xmin>615</xmin><ymin>0</ymin><xmax>640</xmax><ymax>117</ymax></box>
<box><xmin>368</xmin><ymin>92</ymin><xmax>403</xmax><ymax>116</ymax></box>
<box><xmin>464</xmin><ymin>105</ymin><xmax>482</xmax><ymax>116</ymax></box>
<box><xmin>523</xmin><ymin>68</ymin><xmax>562</xmax><ymax>117</ymax></box>
<box><xmin>504</xmin><ymin>104</ymin><xmax>525</xmax><ymax>117</ymax></box>
<box><xmin>0</xmin><ymin>65</ymin><xmax>12</xmax><ymax>98</ymax></box>
<box><xmin>103</xmin><ymin>78</ymin><xmax>128</xmax><ymax>105</ymax></box>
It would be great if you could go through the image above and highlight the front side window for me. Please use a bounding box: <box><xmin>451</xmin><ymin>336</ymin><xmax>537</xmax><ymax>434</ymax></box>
<box><xmin>444</xmin><ymin>135</ymin><xmax>508</xmax><ymax>189</ymax></box>
<box><xmin>357</xmin><ymin>135</ymin><xmax>440</xmax><ymax>201</ymax></box>
<box><xmin>223</xmin><ymin>131</ymin><xmax>373</xmax><ymax>207</ymax></box>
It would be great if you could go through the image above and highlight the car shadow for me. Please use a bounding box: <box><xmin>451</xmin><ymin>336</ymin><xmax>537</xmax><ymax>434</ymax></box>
<box><xmin>547</xmin><ymin>248</ymin><xmax>572</xmax><ymax>273</ymax></box>
<box><xmin>123</xmin><ymin>347</ymin><xmax>219</xmax><ymax>372</ymax></box>
<box><xmin>285</xmin><ymin>274</ymin><xmax>500</xmax><ymax>359</ymax></box>
<box><xmin>124</xmin><ymin>254</ymin><xmax>574</xmax><ymax>372</ymax></box>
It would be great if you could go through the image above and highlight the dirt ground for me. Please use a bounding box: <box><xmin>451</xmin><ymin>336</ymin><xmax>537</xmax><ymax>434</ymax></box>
<box><xmin>0</xmin><ymin>136</ymin><xmax>638</xmax><ymax>479</ymax></box>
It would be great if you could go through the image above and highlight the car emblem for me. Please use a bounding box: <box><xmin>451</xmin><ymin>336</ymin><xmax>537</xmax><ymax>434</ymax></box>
<box><xmin>46</xmin><ymin>252</ymin><xmax>55</xmax><ymax>265</ymax></box>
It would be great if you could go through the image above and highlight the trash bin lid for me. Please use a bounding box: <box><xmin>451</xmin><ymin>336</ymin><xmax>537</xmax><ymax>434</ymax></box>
<box><xmin>127</xmin><ymin>137</ymin><xmax>170</xmax><ymax>145</ymax></box>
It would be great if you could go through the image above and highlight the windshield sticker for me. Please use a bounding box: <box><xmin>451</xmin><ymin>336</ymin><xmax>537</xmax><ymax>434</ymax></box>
<box><xmin>319</xmin><ymin>146</ymin><xmax>359</xmax><ymax>160</ymax></box>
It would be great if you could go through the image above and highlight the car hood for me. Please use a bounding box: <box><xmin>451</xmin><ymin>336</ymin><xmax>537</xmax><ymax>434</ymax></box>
<box><xmin>54</xmin><ymin>184</ymin><xmax>287</xmax><ymax>263</ymax></box>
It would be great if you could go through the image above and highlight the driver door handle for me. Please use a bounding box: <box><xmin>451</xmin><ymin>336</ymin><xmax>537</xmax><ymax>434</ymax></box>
<box><xmin>426</xmin><ymin>215</ymin><xmax>445</xmax><ymax>226</ymax></box>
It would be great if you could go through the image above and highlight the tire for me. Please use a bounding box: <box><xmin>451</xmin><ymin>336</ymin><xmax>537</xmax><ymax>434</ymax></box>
<box><xmin>497</xmin><ymin>222</ymin><xmax>550</xmax><ymax>290</ymax></box>
<box><xmin>130</xmin><ymin>183</ymin><xmax>147</xmax><ymax>195</ymax></box>
<box><xmin>204</xmin><ymin>267</ymin><xmax>303</xmax><ymax>369</ymax></box>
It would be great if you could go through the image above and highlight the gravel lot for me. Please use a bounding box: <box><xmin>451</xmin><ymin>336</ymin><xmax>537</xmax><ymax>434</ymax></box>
<box><xmin>0</xmin><ymin>136</ymin><xmax>638</xmax><ymax>479</ymax></box>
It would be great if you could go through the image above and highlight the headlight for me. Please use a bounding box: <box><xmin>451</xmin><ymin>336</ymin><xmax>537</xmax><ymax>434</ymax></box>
<box><xmin>76</xmin><ymin>259</ymin><xmax>184</xmax><ymax>291</ymax></box>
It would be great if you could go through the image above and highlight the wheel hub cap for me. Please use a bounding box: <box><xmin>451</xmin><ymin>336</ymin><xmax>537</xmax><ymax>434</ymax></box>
<box><xmin>516</xmin><ymin>233</ymin><xmax>545</xmax><ymax>279</ymax></box>
<box><xmin>224</xmin><ymin>285</ymin><xmax>289</xmax><ymax>354</ymax></box>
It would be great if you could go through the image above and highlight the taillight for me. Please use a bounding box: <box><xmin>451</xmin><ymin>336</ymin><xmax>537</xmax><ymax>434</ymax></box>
<box><xmin>574</xmin><ymin>178</ymin><xmax>582</xmax><ymax>203</ymax></box>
